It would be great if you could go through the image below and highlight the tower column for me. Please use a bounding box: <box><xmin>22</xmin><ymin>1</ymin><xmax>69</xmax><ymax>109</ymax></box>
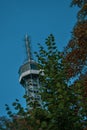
<box><xmin>18</xmin><ymin>35</ymin><xmax>41</xmax><ymax>109</ymax></box>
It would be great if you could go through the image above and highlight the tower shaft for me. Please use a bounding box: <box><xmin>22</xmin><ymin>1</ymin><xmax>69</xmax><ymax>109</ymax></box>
<box><xmin>19</xmin><ymin>35</ymin><xmax>41</xmax><ymax>109</ymax></box>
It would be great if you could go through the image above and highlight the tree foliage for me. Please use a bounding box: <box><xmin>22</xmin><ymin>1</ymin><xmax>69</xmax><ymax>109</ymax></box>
<box><xmin>64</xmin><ymin>0</ymin><xmax>87</xmax><ymax>77</ymax></box>
<box><xmin>63</xmin><ymin>2</ymin><xmax>87</xmax><ymax>127</ymax></box>
<box><xmin>35</xmin><ymin>34</ymin><xmax>87</xmax><ymax>130</ymax></box>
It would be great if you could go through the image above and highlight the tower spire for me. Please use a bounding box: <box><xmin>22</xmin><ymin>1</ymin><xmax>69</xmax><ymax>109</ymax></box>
<box><xmin>25</xmin><ymin>34</ymin><xmax>32</xmax><ymax>61</ymax></box>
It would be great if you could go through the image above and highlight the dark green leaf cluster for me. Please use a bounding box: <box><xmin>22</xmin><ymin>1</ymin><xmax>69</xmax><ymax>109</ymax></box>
<box><xmin>35</xmin><ymin>34</ymin><xmax>87</xmax><ymax>130</ymax></box>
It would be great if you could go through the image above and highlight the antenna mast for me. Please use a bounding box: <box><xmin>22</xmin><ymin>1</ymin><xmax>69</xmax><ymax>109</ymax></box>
<box><xmin>25</xmin><ymin>34</ymin><xmax>32</xmax><ymax>61</ymax></box>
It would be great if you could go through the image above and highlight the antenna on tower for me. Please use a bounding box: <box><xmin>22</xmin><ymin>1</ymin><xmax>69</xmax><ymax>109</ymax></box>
<box><xmin>24</xmin><ymin>34</ymin><xmax>32</xmax><ymax>61</ymax></box>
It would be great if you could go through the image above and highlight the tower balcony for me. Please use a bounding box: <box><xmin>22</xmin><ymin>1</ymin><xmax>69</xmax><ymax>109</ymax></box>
<box><xmin>19</xmin><ymin>61</ymin><xmax>40</xmax><ymax>83</ymax></box>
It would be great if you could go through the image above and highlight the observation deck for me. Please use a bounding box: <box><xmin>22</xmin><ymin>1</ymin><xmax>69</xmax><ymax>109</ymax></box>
<box><xmin>19</xmin><ymin>60</ymin><xmax>40</xmax><ymax>84</ymax></box>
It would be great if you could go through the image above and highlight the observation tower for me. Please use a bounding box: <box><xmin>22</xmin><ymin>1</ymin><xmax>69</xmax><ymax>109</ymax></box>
<box><xmin>18</xmin><ymin>35</ymin><xmax>41</xmax><ymax>108</ymax></box>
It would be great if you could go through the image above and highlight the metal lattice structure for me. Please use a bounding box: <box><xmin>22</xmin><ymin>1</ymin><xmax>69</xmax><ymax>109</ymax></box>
<box><xmin>18</xmin><ymin>35</ymin><xmax>41</xmax><ymax>108</ymax></box>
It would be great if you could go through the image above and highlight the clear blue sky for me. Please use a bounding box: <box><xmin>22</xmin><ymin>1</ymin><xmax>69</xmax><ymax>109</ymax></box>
<box><xmin>0</xmin><ymin>0</ymin><xmax>78</xmax><ymax>116</ymax></box>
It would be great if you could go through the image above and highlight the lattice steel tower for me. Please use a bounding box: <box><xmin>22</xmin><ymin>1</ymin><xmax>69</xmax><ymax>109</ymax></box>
<box><xmin>18</xmin><ymin>35</ymin><xmax>41</xmax><ymax>108</ymax></box>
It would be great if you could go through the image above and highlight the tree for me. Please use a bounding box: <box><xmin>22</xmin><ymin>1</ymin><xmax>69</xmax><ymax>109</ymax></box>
<box><xmin>62</xmin><ymin>1</ymin><xmax>87</xmax><ymax>129</ymax></box>
<box><xmin>63</xmin><ymin>0</ymin><xmax>87</xmax><ymax>100</ymax></box>
<box><xmin>35</xmin><ymin>34</ymin><xmax>87</xmax><ymax>130</ymax></box>
<box><xmin>65</xmin><ymin>0</ymin><xmax>87</xmax><ymax>77</ymax></box>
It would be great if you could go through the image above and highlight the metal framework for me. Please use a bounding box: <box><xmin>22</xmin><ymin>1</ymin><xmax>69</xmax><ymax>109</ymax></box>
<box><xmin>18</xmin><ymin>35</ymin><xmax>41</xmax><ymax>108</ymax></box>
